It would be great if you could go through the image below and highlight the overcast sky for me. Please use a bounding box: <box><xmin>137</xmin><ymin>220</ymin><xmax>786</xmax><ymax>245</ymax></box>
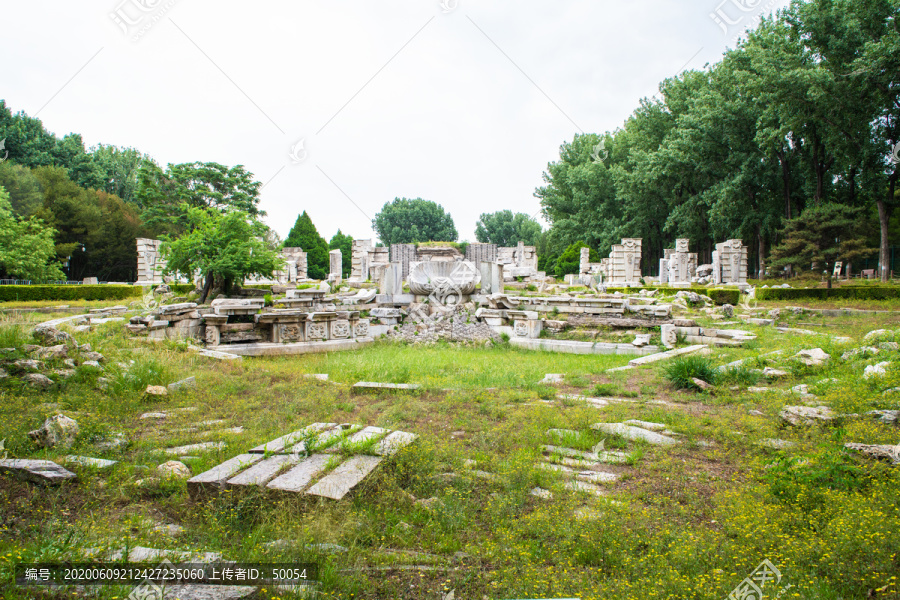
<box><xmin>3</xmin><ymin>0</ymin><xmax>790</xmax><ymax>244</ymax></box>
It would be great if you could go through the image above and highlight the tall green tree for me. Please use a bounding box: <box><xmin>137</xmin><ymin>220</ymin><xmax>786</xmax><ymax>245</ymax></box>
<box><xmin>161</xmin><ymin>207</ymin><xmax>282</xmax><ymax>303</ymax></box>
<box><xmin>372</xmin><ymin>198</ymin><xmax>457</xmax><ymax>246</ymax></box>
<box><xmin>0</xmin><ymin>161</ymin><xmax>43</xmax><ymax>217</ymax></box>
<box><xmin>284</xmin><ymin>211</ymin><xmax>329</xmax><ymax>280</ymax></box>
<box><xmin>474</xmin><ymin>210</ymin><xmax>542</xmax><ymax>247</ymax></box>
<box><xmin>0</xmin><ymin>186</ymin><xmax>65</xmax><ymax>281</ymax></box>
<box><xmin>329</xmin><ymin>229</ymin><xmax>353</xmax><ymax>278</ymax></box>
<box><xmin>137</xmin><ymin>160</ymin><xmax>264</xmax><ymax>235</ymax></box>
<box><xmin>769</xmin><ymin>203</ymin><xmax>876</xmax><ymax>286</ymax></box>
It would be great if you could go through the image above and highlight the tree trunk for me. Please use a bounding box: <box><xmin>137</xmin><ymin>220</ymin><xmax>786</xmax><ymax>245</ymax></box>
<box><xmin>199</xmin><ymin>271</ymin><xmax>213</xmax><ymax>304</ymax></box>
<box><xmin>878</xmin><ymin>171</ymin><xmax>897</xmax><ymax>282</ymax></box>
<box><xmin>757</xmin><ymin>225</ymin><xmax>766</xmax><ymax>280</ymax></box>
<box><xmin>778</xmin><ymin>147</ymin><xmax>792</xmax><ymax>219</ymax></box>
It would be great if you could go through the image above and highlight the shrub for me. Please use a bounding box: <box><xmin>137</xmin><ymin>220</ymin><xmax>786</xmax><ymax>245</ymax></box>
<box><xmin>0</xmin><ymin>285</ymin><xmax>143</xmax><ymax>302</ymax></box>
<box><xmin>756</xmin><ymin>286</ymin><xmax>900</xmax><ymax>301</ymax></box>
<box><xmin>662</xmin><ymin>355</ymin><xmax>718</xmax><ymax>390</ymax></box>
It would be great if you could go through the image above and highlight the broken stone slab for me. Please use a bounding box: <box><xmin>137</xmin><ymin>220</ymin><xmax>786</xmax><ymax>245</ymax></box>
<box><xmin>373</xmin><ymin>431</ymin><xmax>418</xmax><ymax>456</ymax></box>
<box><xmin>0</xmin><ymin>459</ymin><xmax>76</xmax><ymax>485</ymax></box>
<box><xmin>167</xmin><ymin>376</ymin><xmax>197</xmax><ymax>391</ymax></box>
<box><xmin>160</xmin><ymin>442</ymin><xmax>225</xmax><ymax>456</ymax></box>
<box><xmin>140</xmin><ymin>412</ymin><xmax>169</xmax><ymax>419</ymax></box>
<box><xmin>28</xmin><ymin>414</ymin><xmax>79</xmax><ymax>448</ymax></box>
<box><xmin>540</xmin><ymin>444</ymin><xmax>629</xmax><ymax>464</ymax></box>
<box><xmin>591</xmin><ymin>422</ymin><xmax>680</xmax><ymax>446</ymax></box>
<box><xmin>187</xmin><ymin>454</ymin><xmax>265</xmax><ymax>497</ymax></box>
<box><xmin>844</xmin><ymin>443</ymin><xmax>900</xmax><ymax>464</ymax></box>
<box><xmin>351</xmin><ymin>382</ymin><xmax>420</xmax><ymax>394</ymax></box>
<box><xmin>779</xmin><ymin>405</ymin><xmax>836</xmax><ymax>426</ymax></box>
<box><xmin>81</xmin><ymin>360</ymin><xmax>101</xmax><ymax>369</ymax></box>
<box><xmin>540</xmin><ymin>374</ymin><xmax>564</xmax><ymax>384</ymax></box>
<box><xmin>157</xmin><ymin>302</ymin><xmax>199</xmax><ymax>315</ymax></box>
<box><xmin>627</xmin><ymin>345</ymin><xmax>707</xmax><ymax>366</ymax></box>
<box><xmin>189</xmin><ymin>346</ymin><xmax>243</xmax><ymax>360</ymax></box>
<box><xmin>227</xmin><ymin>455</ymin><xmax>299</xmax><ymax>488</ymax></box>
<box><xmin>65</xmin><ymin>455</ymin><xmax>117</xmax><ymax>469</ymax></box>
<box><xmin>145</xmin><ymin>385</ymin><xmax>168</xmax><ymax>396</ymax></box>
<box><xmin>305</xmin><ymin>455</ymin><xmax>384</xmax><ymax>500</ymax></box>
<box><xmin>33</xmin><ymin>324</ymin><xmax>74</xmax><ymax>346</ymax></box>
<box><xmin>863</xmin><ymin>329</ymin><xmax>897</xmax><ymax>343</ymax></box>
<box><xmin>335</xmin><ymin>426</ymin><xmax>390</xmax><ymax>449</ymax></box>
<box><xmin>267</xmin><ymin>454</ymin><xmax>332</xmax><ymax>493</ymax></box>
<box><xmin>304</xmin><ymin>374</ymin><xmax>329</xmax><ymax>381</ymax></box>
<box><xmin>748</xmin><ymin>387</ymin><xmax>771</xmax><ymax>393</ymax></box>
<box><xmin>794</xmin><ymin>348</ymin><xmax>830</xmax><ymax>367</ymax></box>
<box><xmin>32</xmin><ymin>344</ymin><xmax>68</xmax><ymax>360</ymax></box>
<box><xmin>842</xmin><ymin>346</ymin><xmax>880</xmax><ymax>360</ymax></box>
<box><xmin>23</xmin><ymin>373</ymin><xmax>54</xmax><ymax>390</ymax></box>
<box><xmin>763</xmin><ymin>367</ymin><xmax>789</xmax><ymax>378</ymax></box>
<box><xmin>15</xmin><ymin>359</ymin><xmax>42</xmax><ymax>371</ymax></box>
<box><xmin>288</xmin><ymin>425</ymin><xmax>359</xmax><ymax>454</ymax></box>
<box><xmin>867</xmin><ymin>410</ymin><xmax>900</xmax><ymax>425</ymax></box>
<box><xmin>691</xmin><ymin>377</ymin><xmax>715</xmax><ymax>392</ymax></box>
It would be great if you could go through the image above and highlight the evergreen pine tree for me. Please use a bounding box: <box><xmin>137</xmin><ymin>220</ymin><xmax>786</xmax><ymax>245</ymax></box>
<box><xmin>284</xmin><ymin>211</ymin><xmax>329</xmax><ymax>280</ymax></box>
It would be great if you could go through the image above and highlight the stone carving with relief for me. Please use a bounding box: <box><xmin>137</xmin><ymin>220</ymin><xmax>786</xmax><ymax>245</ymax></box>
<box><xmin>408</xmin><ymin>261</ymin><xmax>481</xmax><ymax>304</ymax></box>
<box><xmin>355</xmin><ymin>321</ymin><xmax>370</xmax><ymax>337</ymax></box>
<box><xmin>332</xmin><ymin>321</ymin><xmax>351</xmax><ymax>339</ymax></box>
<box><xmin>308</xmin><ymin>323</ymin><xmax>327</xmax><ymax>340</ymax></box>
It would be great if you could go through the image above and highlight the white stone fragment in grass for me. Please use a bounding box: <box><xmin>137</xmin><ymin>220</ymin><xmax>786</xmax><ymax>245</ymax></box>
<box><xmin>530</xmin><ymin>487</ymin><xmax>553</xmax><ymax>500</ymax></box>
<box><xmin>779</xmin><ymin>405</ymin><xmax>836</xmax><ymax>426</ymax></box>
<box><xmin>540</xmin><ymin>374</ymin><xmax>564</xmax><ymax>384</ymax></box>
<box><xmin>591</xmin><ymin>423</ymin><xmax>680</xmax><ymax>446</ymax></box>
<box><xmin>864</xmin><ymin>362</ymin><xmax>891</xmax><ymax>379</ymax></box>
<box><xmin>65</xmin><ymin>456</ymin><xmax>117</xmax><ymax>469</ymax></box>
<box><xmin>794</xmin><ymin>348</ymin><xmax>830</xmax><ymax>367</ymax></box>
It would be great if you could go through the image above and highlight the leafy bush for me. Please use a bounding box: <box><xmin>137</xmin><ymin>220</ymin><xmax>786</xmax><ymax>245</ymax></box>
<box><xmin>662</xmin><ymin>355</ymin><xmax>718</xmax><ymax>390</ymax></box>
<box><xmin>756</xmin><ymin>286</ymin><xmax>900</xmax><ymax>301</ymax></box>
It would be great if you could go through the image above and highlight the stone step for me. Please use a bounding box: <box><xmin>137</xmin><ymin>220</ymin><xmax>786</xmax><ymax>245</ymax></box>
<box><xmin>249</xmin><ymin>423</ymin><xmax>337</xmax><ymax>454</ymax></box>
<box><xmin>160</xmin><ymin>442</ymin><xmax>225</xmax><ymax>456</ymax></box>
<box><xmin>305</xmin><ymin>455</ymin><xmax>384</xmax><ymax>500</ymax></box>
<box><xmin>187</xmin><ymin>454</ymin><xmax>265</xmax><ymax>497</ymax></box>
<box><xmin>226</xmin><ymin>455</ymin><xmax>299</xmax><ymax>488</ymax></box>
<box><xmin>267</xmin><ymin>454</ymin><xmax>333</xmax><ymax>493</ymax></box>
<box><xmin>328</xmin><ymin>426</ymin><xmax>391</xmax><ymax>452</ymax></box>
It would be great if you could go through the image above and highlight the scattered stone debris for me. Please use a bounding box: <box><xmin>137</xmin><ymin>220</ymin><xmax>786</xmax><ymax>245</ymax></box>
<box><xmin>351</xmin><ymin>382</ymin><xmax>420</xmax><ymax>394</ymax></box>
<box><xmin>65</xmin><ymin>456</ymin><xmax>117</xmax><ymax>469</ymax></box>
<box><xmin>762</xmin><ymin>367</ymin><xmax>788</xmax><ymax>378</ymax></box>
<box><xmin>530</xmin><ymin>487</ymin><xmax>553</xmax><ymax>499</ymax></box>
<box><xmin>591</xmin><ymin>422</ymin><xmax>680</xmax><ymax>446</ymax></box>
<box><xmin>867</xmin><ymin>410</ymin><xmax>900</xmax><ymax>425</ymax></box>
<box><xmin>864</xmin><ymin>362</ymin><xmax>891</xmax><ymax>379</ymax></box>
<box><xmin>145</xmin><ymin>385</ymin><xmax>168</xmax><ymax>396</ymax></box>
<box><xmin>863</xmin><ymin>329</ymin><xmax>897</xmax><ymax>343</ymax></box>
<box><xmin>757</xmin><ymin>438</ymin><xmax>796</xmax><ymax>450</ymax></box>
<box><xmin>779</xmin><ymin>405</ymin><xmax>836</xmax><ymax>426</ymax></box>
<box><xmin>28</xmin><ymin>414</ymin><xmax>79</xmax><ymax>448</ymax></box>
<box><xmin>691</xmin><ymin>377</ymin><xmax>715</xmax><ymax>392</ymax></box>
<box><xmin>540</xmin><ymin>374</ymin><xmax>565</xmax><ymax>384</ymax></box>
<box><xmin>844</xmin><ymin>443</ymin><xmax>900</xmax><ymax>464</ymax></box>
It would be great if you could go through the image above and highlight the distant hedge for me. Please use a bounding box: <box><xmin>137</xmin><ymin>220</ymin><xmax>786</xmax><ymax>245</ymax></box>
<box><xmin>0</xmin><ymin>285</ymin><xmax>144</xmax><ymax>302</ymax></box>
<box><xmin>756</xmin><ymin>286</ymin><xmax>900</xmax><ymax>301</ymax></box>
<box><xmin>604</xmin><ymin>286</ymin><xmax>741</xmax><ymax>306</ymax></box>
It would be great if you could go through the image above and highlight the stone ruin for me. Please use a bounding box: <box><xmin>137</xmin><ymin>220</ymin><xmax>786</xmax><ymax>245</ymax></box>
<box><xmin>713</xmin><ymin>239</ymin><xmax>748</xmax><ymax>287</ymax></box>
<box><xmin>578</xmin><ymin>239</ymin><xmax>642</xmax><ymax>286</ymax></box>
<box><xmin>349</xmin><ymin>239</ymin><xmax>390</xmax><ymax>282</ymax></box>
<box><xmin>659</xmin><ymin>239</ymin><xmax>697</xmax><ymax>288</ymax></box>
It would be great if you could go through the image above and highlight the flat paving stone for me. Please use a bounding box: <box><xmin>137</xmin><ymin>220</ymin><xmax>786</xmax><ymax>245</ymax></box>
<box><xmin>623</xmin><ymin>420</ymin><xmax>667</xmax><ymax>431</ymax></box>
<box><xmin>331</xmin><ymin>426</ymin><xmax>390</xmax><ymax>451</ymax></box>
<box><xmin>64</xmin><ymin>455</ymin><xmax>117</xmax><ymax>469</ymax></box>
<box><xmin>227</xmin><ymin>455</ymin><xmax>298</xmax><ymax>488</ymax></box>
<box><xmin>187</xmin><ymin>454</ymin><xmax>264</xmax><ymax>496</ymax></box>
<box><xmin>306</xmin><ymin>455</ymin><xmax>384</xmax><ymax>500</ymax></box>
<box><xmin>267</xmin><ymin>454</ymin><xmax>332</xmax><ymax>493</ymax></box>
<box><xmin>289</xmin><ymin>425</ymin><xmax>359</xmax><ymax>454</ymax></box>
<box><xmin>249</xmin><ymin>423</ymin><xmax>336</xmax><ymax>454</ymax></box>
<box><xmin>565</xmin><ymin>480</ymin><xmax>607</xmax><ymax>496</ymax></box>
<box><xmin>0</xmin><ymin>459</ymin><xmax>76</xmax><ymax>485</ymax></box>
<box><xmin>374</xmin><ymin>431</ymin><xmax>418</xmax><ymax>456</ymax></box>
<box><xmin>591</xmin><ymin>423</ymin><xmax>680</xmax><ymax>446</ymax></box>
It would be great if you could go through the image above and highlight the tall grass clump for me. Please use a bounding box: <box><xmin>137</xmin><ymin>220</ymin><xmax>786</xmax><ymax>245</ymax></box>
<box><xmin>662</xmin><ymin>355</ymin><xmax>718</xmax><ymax>390</ymax></box>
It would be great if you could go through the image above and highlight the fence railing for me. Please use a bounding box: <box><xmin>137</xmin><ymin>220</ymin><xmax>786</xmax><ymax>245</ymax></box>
<box><xmin>0</xmin><ymin>280</ymin><xmax>101</xmax><ymax>285</ymax></box>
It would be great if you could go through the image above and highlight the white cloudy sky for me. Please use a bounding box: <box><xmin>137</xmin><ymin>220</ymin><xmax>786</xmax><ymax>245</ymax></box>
<box><xmin>3</xmin><ymin>0</ymin><xmax>790</xmax><ymax>243</ymax></box>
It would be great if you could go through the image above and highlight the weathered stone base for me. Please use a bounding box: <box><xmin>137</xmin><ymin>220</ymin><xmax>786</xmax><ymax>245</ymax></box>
<box><xmin>509</xmin><ymin>338</ymin><xmax>659</xmax><ymax>355</ymax></box>
<box><xmin>214</xmin><ymin>338</ymin><xmax>374</xmax><ymax>357</ymax></box>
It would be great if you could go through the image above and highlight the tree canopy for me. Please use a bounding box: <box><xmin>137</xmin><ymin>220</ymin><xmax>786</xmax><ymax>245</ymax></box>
<box><xmin>373</xmin><ymin>198</ymin><xmax>457</xmax><ymax>246</ymax></box>
<box><xmin>475</xmin><ymin>210</ymin><xmax>542</xmax><ymax>247</ymax></box>
<box><xmin>0</xmin><ymin>186</ymin><xmax>65</xmax><ymax>281</ymax></box>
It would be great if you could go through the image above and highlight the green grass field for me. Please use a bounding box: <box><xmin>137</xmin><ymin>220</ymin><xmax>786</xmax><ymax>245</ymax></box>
<box><xmin>0</xmin><ymin>302</ymin><xmax>899</xmax><ymax>599</ymax></box>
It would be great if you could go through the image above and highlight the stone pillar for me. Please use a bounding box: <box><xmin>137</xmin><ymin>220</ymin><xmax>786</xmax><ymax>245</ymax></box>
<box><xmin>660</xmin><ymin>324</ymin><xmax>676</xmax><ymax>349</ymax></box>
<box><xmin>658</xmin><ymin>259</ymin><xmax>668</xmax><ymax>284</ymax></box>
<box><xmin>712</xmin><ymin>250</ymin><xmax>722</xmax><ymax>285</ymax></box>
<box><xmin>329</xmin><ymin>249</ymin><xmax>342</xmax><ymax>282</ymax></box>
<box><xmin>580</xmin><ymin>247</ymin><xmax>591</xmax><ymax>274</ymax></box>
<box><xmin>516</xmin><ymin>241</ymin><xmax>525</xmax><ymax>268</ymax></box>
